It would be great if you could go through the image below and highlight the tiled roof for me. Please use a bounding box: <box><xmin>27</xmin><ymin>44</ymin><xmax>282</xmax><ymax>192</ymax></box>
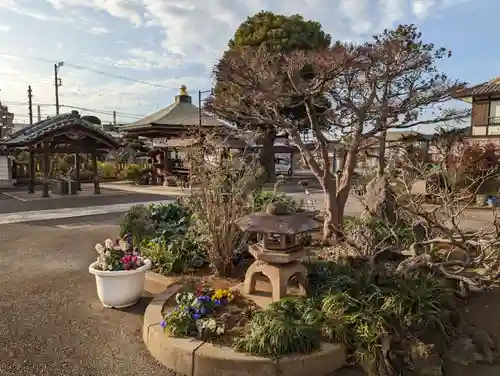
<box><xmin>1</xmin><ymin>110</ymin><xmax>120</xmax><ymax>148</ymax></box>
<box><xmin>454</xmin><ymin>77</ymin><xmax>500</xmax><ymax>98</ymax></box>
<box><xmin>121</xmin><ymin>90</ymin><xmax>231</xmax><ymax>131</ymax></box>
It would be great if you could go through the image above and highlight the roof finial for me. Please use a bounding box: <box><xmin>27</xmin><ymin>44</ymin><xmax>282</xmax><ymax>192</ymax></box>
<box><xmin>180</xmin><ymin>85</ymin><xmax>188</xmax><ymax>96</ymax></box>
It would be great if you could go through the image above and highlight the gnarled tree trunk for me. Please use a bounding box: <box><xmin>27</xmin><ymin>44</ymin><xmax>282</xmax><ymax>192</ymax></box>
<box><xmin>258</xmin><ymin>131</ymin><xmax>276</xmax><ymax>183</ymax></box>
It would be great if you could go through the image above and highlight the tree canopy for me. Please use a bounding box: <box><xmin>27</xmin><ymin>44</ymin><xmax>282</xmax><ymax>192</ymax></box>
<box><xmin>206</xmin><ymin>24</ymin><xmax>470</xmax><ymax>241</ymax></box>
<box><xmin>228</xmin><ymin>11</ymin><xmax>331</xmax><ymax>52</ymax></box>
<box><xmin>213</xmin><ymin>11</ymin><xmax>332</xmax><ymax>181</ymax></box>
<box><xmin>214</xmin><ymin>11</ymin><xmax>332</xmax><ymax>131</ymax></box>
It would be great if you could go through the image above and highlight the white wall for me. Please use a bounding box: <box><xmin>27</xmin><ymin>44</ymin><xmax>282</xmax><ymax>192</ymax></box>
<box><xmin>0</xmin><ymin>156</ymin><xmax>9</xmax><ymax>180</ymax></box>
<box><xmin>0</xmin><ymin>155</ymin><xmax>12</xmax><ymax>187</ymax></box>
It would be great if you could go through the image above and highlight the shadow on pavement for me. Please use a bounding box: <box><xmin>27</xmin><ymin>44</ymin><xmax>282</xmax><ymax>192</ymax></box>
<box><xmin>116</xmin><ymin>296</ymin><xmax>153</xmax><ymax>316</ymax></box>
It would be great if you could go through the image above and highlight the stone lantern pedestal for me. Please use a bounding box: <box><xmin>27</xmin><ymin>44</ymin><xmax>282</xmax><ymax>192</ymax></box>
<box><xmin>236</xmin><ymin>203</ymin><xmax>321</xmax><ymax>302</ymax></box>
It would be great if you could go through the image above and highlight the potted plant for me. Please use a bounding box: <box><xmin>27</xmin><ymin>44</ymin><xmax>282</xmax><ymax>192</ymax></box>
<box><xmin>88</xmin><ymin>235</ymin><xmax>151</xmax><ymax>308</ymax></box>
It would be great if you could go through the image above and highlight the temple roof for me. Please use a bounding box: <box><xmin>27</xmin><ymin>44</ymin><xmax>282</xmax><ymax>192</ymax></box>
<box><xmin>122</xmin><ymin>86</ymin><xmax>232</xmax><ymax>132</ymax></box>
<box><xmin>1</xmin><ymin>110</ymin><xmax>120</xmax><ymax>148</ymax></box>
<box><xmin>454</xmin><ymin>77</ymin><xmax>500</xmax><ymax>100</ymax></box>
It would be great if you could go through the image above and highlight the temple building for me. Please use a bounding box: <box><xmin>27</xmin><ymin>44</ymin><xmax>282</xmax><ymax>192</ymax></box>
<box><xmin>121</xmin><ymin>86</ymin><xmax>247</xmax><ymax>183</ymax></box>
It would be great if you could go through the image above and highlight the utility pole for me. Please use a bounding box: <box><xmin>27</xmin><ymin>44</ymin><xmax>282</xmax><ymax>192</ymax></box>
<box><xmin>198</xmin><ymin>89</ymin><xmax>212</xmax><ymax>128</ymax></box>
<box><xmin>37</xmin><ymin>105</ymin><xmax>41</xmax><ymax>122</ymax></box>
<box><xmin>112</xmin><ymin>110</ymin><xmax>116</xmax><ymax>126</ymax></box>
<box><xmin>198</xmin><ymin>90</ymin><xmax>202</xmax><ymax>128</ymax></box>
<box><xmin>54</xmin><ymin>61</ymin><xmax>64</xmax><ymax>115</ymax></box>
<box><xmin>28</xmin><ymin>85</ymin><xmax>33</xmax><ymax>125</ymax></box>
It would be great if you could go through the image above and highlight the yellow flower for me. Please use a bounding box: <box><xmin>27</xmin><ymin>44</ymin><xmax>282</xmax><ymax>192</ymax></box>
<box><xmin>211</xmin><ymin>288</ymin><xmax>234</xmax><ymax>301</ymax></box>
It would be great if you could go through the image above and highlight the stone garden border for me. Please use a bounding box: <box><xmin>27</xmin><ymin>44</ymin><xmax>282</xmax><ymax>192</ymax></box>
<box><xmin>142</xmin><ymin>277</ymin><xmax>347</xmax><ymax>376</ymax></box>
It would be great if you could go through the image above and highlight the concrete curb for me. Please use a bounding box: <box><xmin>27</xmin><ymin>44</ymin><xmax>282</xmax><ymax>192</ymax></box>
<box><xmin>143</xmin><ymin>283</ymin><xmax>347</xmax><ymax>376</ymax></box>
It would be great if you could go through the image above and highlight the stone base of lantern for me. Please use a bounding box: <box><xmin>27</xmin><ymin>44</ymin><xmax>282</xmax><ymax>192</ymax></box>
<box><xmin>242</xmin><ymin>260</ymin><xmax>309</xmax><ymax>302</ymax></box>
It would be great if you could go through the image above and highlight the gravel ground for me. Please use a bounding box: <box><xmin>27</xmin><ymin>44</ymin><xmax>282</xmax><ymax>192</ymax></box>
<box><xmin>0</xmin><ymin>220</ymin><xmax>178</xmax><ymax>376</ymax></box>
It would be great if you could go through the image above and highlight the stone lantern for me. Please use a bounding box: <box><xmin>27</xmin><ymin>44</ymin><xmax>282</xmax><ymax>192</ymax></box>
<box><xmin>236</xmin><ymin>203</ymin><xmax>321</xmax><ymax>302</ymax></box>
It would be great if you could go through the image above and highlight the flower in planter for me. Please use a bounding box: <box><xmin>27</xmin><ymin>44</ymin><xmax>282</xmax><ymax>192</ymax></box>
<box><xmin>94</xmin><ymin>237</ymin><xmax>145</xmax><ymax>271</ymax></box>
<box><xmin>121</xmin><ymin>254</ymin><xmax>142</xmax><ymax>270</ymax></box>
<box><xmin>211</xmin><ymin>288</ymin><xmax>234</xmax><ymax>304</ymax></box>
<box><xmin>163</xmin><ymin>291</ymin><xmax>229</xmax><ymax>339</ymax></box>
<box><xmin>95</xmin><ymin>243</ymin><xmax>105</xmax><ymax>255</ymax></box>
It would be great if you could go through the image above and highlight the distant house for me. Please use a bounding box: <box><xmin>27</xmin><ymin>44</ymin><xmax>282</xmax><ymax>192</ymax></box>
<box><xmin>454</xmin><ymin>77</ymin><xmax>500</xmax><ymax>142</ymax></box>
<box><xmin>338</xmin><ymin>131</ymin><xmax>433</xmax><ymax>170</ymax></box>
<box><xmin>0</xmin><ymin>102</ymin><xmax>14</xmax><ymax>138</ymax></box>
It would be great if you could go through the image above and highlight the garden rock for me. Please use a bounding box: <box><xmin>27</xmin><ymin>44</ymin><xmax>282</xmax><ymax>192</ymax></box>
<box><xmin>446</xmin><ymin>338</ymin><xmax>482</xmax><ymax>365</ymax></box>
<box><xmin>344</xmin><ymin>220</ymin><xmax>377</xmax><ymax>255</ymax></box>
<box><xmin>363</xmin><ymin>175</ymin><xmax>397</xmax><ymax>224</ymax></box>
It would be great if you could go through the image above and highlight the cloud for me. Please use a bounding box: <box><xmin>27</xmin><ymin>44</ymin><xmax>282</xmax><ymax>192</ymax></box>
<box><xmin>45</xmin><ymin>0</ymin><xmax>144</xmax><ymax>26</ymax></box>
<box><xmin>0</xmin><ymin>25</ymin><xmax>11</xmax><ymax>31</ymax></box>
<box><xmin>412</xmin><ymin>0</ymin><xmax>436</xmax><ymax>19</ymax></box>
<box><xmin>83</xmin><ymin>48</ymin><xmax>184</xmax><ymax>71</ymax></box>
<box><xmin>46</xmin><ymin>0</ymin><xmax>467</xmax><ymax>69</ymax></box>
<box><xmin>0</xmin><ymin>0</ymin><xmax>473</xmax><ymax>126</ymax></box>
<box><xmin>0</xmin><ymin>56</ymin><xmax>211</xmax><ymax>124</ymax></box>
<box><xmin>0</xmin><ymin>2</ymin><xmax>113</xmax><ymax>36</ymax></box>
<box><xmin>87</xmin><ymin>26</ymin><xmax>110</xmax><ymax>35</ymax></box>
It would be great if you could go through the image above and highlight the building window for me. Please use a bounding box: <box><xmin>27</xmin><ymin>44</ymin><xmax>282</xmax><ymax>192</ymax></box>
<box><xmin>489</xmin><ymin>100</ymin><xmax>500</xmax><ymax>125</ymax></box>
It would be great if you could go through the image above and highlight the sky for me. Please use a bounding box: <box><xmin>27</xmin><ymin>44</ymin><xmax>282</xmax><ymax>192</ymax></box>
<box><xmin>0</xmin><ymin>0</ymin><xmax>495</xmax><ymax>131</ymax></box>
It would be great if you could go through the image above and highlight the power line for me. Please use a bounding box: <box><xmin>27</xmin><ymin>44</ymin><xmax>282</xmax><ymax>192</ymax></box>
<box><xmin>0</xmin><ymin>51</ymin><xmax>174</xmax><ymax>89</ymax></box>
<box><xmin>2</xmin><ymin>101</ymin><xmax>146</xmax><ymax>118</ymax></box>
<box><xmin>0</xmin><ymin>76</ymin><xmax>166</xmax><ymax>107</ymax></box>
<box><xmin>59</xmin><ymin>105</ymin><xmax>144</xmax><ymax>118</ymax></box>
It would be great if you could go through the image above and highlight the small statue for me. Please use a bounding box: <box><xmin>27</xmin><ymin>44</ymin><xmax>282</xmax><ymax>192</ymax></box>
<box><xmin>179</xmin><ymin>85</ymin><xmax>188</xmax><ymax>96</ymax></box>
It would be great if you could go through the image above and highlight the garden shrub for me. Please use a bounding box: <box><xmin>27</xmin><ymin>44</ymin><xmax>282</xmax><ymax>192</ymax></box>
<box><xmin>344</xmin><ymin>215</ymin><xmax>417</xmax><ymax>252</ymax></box>
<box><xmin>150</xmin><ymin>202</ymin><xmax>190</xmax><ymax>230</ymax></box>
<box><xmin>141</xmin><ymin>234</ymin><xmax>206</xmax><ymax>274</ymax></box>
<box><xmin>182</xmin><ymin>143</ymin><xmax>263</xmax><ymax>277</ymax></box>
<box><xmin>99</xmin><ymin>162</ymin><xmax>117</xmax><ymax>178</ymax></box>
<box><xmin>249</xmin><ymin>190</ymin><xmax>301</xmax><ymax>213</ymax></box>
<box><xmin>137</xmin><ymin>202</ymin><xmax>207</xmax><ymax>274</ymax></box>
<box><xmin>125</xmin><ymin>163</ymin><xmax>142</xmax><ymax>182</ymax></box>
<box><xmin>236</xmin><ymin>297</ymin><xmax>323</xmax><ymax>357</ymax></box>
<box><xmin>307</xmin><ymin>261</ymin><xmax>457</xmax><ymax>375</ymax></box>
<box><xmin>119</xmin><ymin>204</ymin><xmax>155</xmax><ymax>244</ymax></box>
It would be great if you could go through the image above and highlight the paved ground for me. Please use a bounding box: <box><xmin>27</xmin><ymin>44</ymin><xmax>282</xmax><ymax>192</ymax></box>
<box><xmin>0</xmin><ymin>214</ymin><xmax>366</xmax><ymax>376</ymax></box>
<box><xmin>0</xmin><ymin>215</ymin><xmax>178</xmax><ymax>376</ymax></box>
<box><xmin>0</xmin><ymin>190</ymin><xmax>174</xmax><ymax>215</ymax></box>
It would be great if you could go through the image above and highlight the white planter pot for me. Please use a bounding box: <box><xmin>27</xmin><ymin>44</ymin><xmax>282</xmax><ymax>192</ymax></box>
<box><xmin>89</xmin><ymin>259</ymin><xmax>152</xmax><ymax>308</ymax></box>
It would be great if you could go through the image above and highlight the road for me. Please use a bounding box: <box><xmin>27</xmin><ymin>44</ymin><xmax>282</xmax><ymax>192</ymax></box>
<box><xmin>0</xmin><ymin>215</ymin><xmax>180</xmax><ymax>376</ymax></box>
<box><xmin>287</xmin><ymin>190</ymin><xmax>497</xmax><ymax>231</ymax></box>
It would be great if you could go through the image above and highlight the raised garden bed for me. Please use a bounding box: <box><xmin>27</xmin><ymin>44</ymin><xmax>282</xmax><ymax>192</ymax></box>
<box><xmin>50</xmin><ymin>179</ymin><xmax>78</xmax><ymax>195</ymax></box>
<box><xmin>143</xmin><ymin>283</ymin><xmax>346</xmax><ymax>376</ymax></box>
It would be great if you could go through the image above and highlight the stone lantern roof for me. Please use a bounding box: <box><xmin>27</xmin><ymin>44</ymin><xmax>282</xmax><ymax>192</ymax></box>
<box><xmin>236</xmin><ymin>204</ymin><xmax>321</xmax><ymax>235</ymax></box>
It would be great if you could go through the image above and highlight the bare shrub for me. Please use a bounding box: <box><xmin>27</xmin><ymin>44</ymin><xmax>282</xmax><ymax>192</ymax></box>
<box><xmin>181</xmin><ymin>133</ymin><xmax>263</xmax><ymax>277</ymax></box>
